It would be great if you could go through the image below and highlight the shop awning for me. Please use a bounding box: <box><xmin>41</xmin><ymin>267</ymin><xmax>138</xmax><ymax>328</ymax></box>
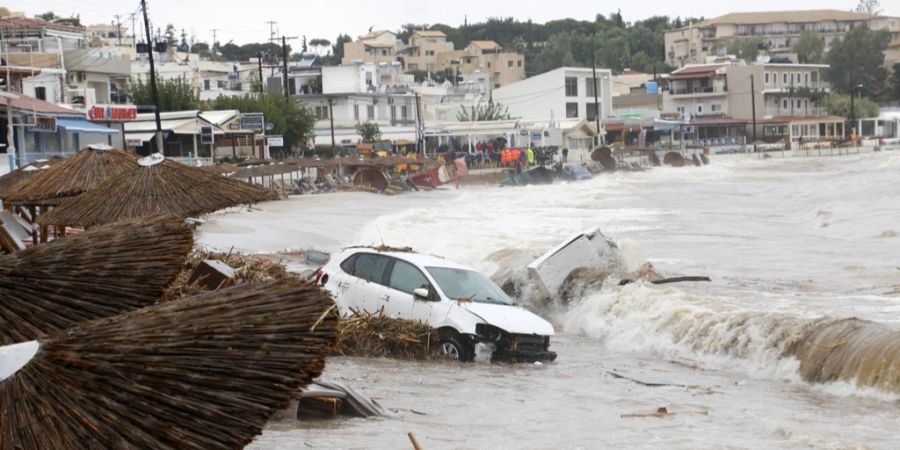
<box><xmin>56</xmin><ymin>119</ymin><xmax>119</xmax><ymax>135</ymax></box>
<box><xmin>124</xmin><ymin>132</ymin><xmax>155</xmax><ymax>143</ymax></box>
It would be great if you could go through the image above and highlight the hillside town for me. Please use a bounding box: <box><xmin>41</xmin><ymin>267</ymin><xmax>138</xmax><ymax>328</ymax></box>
<box><xmin>0</xmin><ymin>4</ymin><xmax>898</xmax><ymax>169</ymax></box>
<box><xmin>1</xmin><ymin>2</ymin><xmax>899</xmax><ymax>450</ymax></box>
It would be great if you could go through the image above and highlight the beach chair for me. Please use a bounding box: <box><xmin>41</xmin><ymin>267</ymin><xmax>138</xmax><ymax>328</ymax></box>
<box><xmin>2</xmin><ymin>210</ymin><xmax>31</xmax><ymax>232</ymax></box>
<box><xmin>0</xmin><ymin>220</ymin><xmax>27</xmax><ymax>253</ymax></box>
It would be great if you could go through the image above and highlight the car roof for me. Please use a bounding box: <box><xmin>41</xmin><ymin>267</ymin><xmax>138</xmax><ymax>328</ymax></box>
<box><xmin>337</xmin><ymin>248</ymin><xmax>472</xmax><ymax>271</ymax></box>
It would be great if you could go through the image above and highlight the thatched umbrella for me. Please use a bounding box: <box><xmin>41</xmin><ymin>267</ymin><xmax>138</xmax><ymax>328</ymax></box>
<box><xmin>5</xmin><ymin>146</ymin><xmax>138</xmax><ymax>207</ymax></box>
<box><xmin>0</xmin><ymin>215</ymin><xmax>193</xmax><ymax>345</ymax></box>
<box><xmin>0</xmin><ymin>157</ymin><xmax>63</xmax><ymax>200</ymax></box>
<box><xmin>0</xmin><ymin>281</ymin><xmax>337</xmax><ymax>450</ymax></box>
<box><xmin>38</xmin><ymin>154</ymin><xmax>278</xmax><ymax>228</ymax></box>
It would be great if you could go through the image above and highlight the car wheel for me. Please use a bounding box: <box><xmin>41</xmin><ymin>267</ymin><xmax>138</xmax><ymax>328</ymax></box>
<box><xmin>439</xmin><ymin>335</ymin><xmax>473</xmax><ymax>362</ymax></box>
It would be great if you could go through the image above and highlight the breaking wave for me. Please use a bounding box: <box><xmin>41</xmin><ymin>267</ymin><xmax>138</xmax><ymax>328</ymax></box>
<box><xmin>561</xmin><ymin>284</ymin><xmax>900</xmax><ymax>396</ymax></box>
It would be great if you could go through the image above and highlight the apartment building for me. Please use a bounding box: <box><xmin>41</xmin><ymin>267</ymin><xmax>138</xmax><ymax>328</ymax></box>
<box><xmin>493</xmin><ymin>67</ymin><xmax>614</xmax><ymax>123</ymax></box>
<box><xmin>665</xmin><ymin>10</ymin><xmax>900</xmax><ymax>68</ymax></box>
<box><xmin>662</xmin><ymin>60</ymin><xmax>843</xmax><ymax>144</ymax></box>
<box><xmin>400</xmin><ymin>30</ymin><xmax>454</xmax><ymax>72</ymax></box>
<box><xmin>341</xmin><ymin>30</ymin><xmax>400</xmax><ymax>65</ymax></box>
<box><xmin>342</xmin><ymin>30</ymin><xmax>525</xmax><ymax>87</ymax></box>
<box><xmin>437</xmin><ymin>41</ymin><xmax>525</xmax><ymax>88</ymax></box>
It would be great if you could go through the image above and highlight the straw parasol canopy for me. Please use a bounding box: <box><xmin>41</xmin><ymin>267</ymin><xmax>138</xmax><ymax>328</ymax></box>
<box><xmin>5</xmin><ymin>146</ymin><xmax>138</xmax><ymax>207</ymax></box>
<box><xmin>38</xmin><ymin>154</ymin><xmax>279</xmax><ymax>228</ymax></box>
<box><xmin>0</xmin><ymin>157</ymin><xmax>63</xmax><ymax>200</ymax></box>
<box><xmin>0</xmin><ymin>281</ymin><xmax>338</xmax><ymax>450</ymax></box>
<box><xmin>0</xmin><ymin>215</ymin><xmax>193</xmax><ymax>346</ymax></box>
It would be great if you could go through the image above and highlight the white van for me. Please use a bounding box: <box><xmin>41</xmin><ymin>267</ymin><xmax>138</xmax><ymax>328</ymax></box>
<box><xmin>317</xmin><ymin>248</ymin><xmax>556</xmax><ymax>362</ymax></box>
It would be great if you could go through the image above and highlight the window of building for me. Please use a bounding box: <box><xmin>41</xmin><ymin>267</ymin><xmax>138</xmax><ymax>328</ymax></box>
<box><xmin>367</xmin><ymin>105</ymin><xmax>375</xmax><ymax>119</ymax></box>
<box><xmin>765</xmin><ymin>72</ymin><xmax>770</xmax><ymax>85</ymax></box>
<box><xmin>425</xmin><ymin>50</ymin><xmax>435</xmax><ymax>56</ymax></box>
<box><xmin>565</xmin><ymin>77</ymin><xmax>578</xmax><ymax>97</ymax></box>
<box><xmin>517</xmin><ymin>60</ymin><xmax>523</xmax><ymax>67</ymax></box>
<box><xmin>586</xmin><ymin>103</ymin><xmax>598</xmax><ymax>120</ymax></box>
<box><xmin>204</xmin><ymin>79</ymin><xmax>211</xmax><ymax>90</ymax></box>
<box><xmin>426</xmin><ymin>63</ymin><xmax>435</xmax><ymax>71</ymax></box>
<box><xmin>783</xmin><ymin>73</ymin><xmax>788</xmax><ymax>84</ymax></box>
<box><xmin>783</xmin><ymin>99</ymin><xmax>788</xmax><ymax>109</ymax></box>
<box><xmin>365</xmin><ymin>72</ymin><xmax>373</xmax><ymax>86</ymax></box>
<box><xmin>401</xmin><ymin>105</ymin><xmax>408</xmax><ymax>120</ymax></box>
<box><xmin>390</xmin><ymin>105</ymin><xmax>397</xmax><ymax>121</ymax></box>
<box><xmin>408</xmin><ymin>63</ymin><xmax>418</xmax><ymax>71</ymax></box>
<box><xmin>487</xmin><ymin>62</ymin><xmax>491</xmax><ymax>69</ymax></box>
<box><xmin>565</xmin><ymin>102</ymin><xmax>578</xmax><ymax>118</ymax></box>
<box><xmin>354</xmin><ymin>104</ymin><xmax>360</xmax><ymax>121</ymax></box>
<box><xmin>314</xmin><ymin>106</ymin><xmax>329</xmax><ymax>120</ymax></box>
<box><xmin>505</xmin><ymin>60</ymin><xmax>512</xmax><ymax>68</ymax></box>
<box><xmin>696</xmin><ymin>104</ymin><xmax>704</xmax><ymax>115</ymax></box>
<box><xmin>796</xmin><ymin>99</ymin><xmax>802</xmax><ymax>108</ymax></box>
<box><xmin>711</xmin><ymin>103</ymin><xmax>722</xmax><ymax>113</ymax></box>
<box><xmin>676</xmin><ymin>105</ymin><xmax>685</xmax><ymax>115</ymax></box>
<box><xmin>34</xmin><ymin>86</ymin><xmax>46</xmax><ymax>101</ymax></box>
<box><xmin>811</xmin><ymin>71</ymin><xmax>818</xmax><ymax>83</ymax></box>
<box><xmin>586</xmin><ymin>78</ymin><xmax>601</xmax><ymax>97</ymax></box>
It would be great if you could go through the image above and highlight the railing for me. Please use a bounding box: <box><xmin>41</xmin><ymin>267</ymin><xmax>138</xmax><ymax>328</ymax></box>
<box><xmin>169</xmin><ymin>156</ymin><xmax>214</xmax><ymax>167</ymax></box>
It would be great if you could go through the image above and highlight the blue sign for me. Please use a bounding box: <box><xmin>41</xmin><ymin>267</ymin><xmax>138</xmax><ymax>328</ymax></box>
<box><xmin>531</xmin><ymin>132</ymin><xmax>542</xmax><ymax>141</ymax></box>
<box><xmin>646</xmin><ymin>81</ymin><xmax>658</xmax><ymax>94</ymax></box>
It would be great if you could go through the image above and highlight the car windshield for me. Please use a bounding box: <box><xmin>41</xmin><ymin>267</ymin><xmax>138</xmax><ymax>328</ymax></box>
<box><xmin>425</xmin><ymin>267</ymin><xmax>514</xmax><ymax>305</ymax></box>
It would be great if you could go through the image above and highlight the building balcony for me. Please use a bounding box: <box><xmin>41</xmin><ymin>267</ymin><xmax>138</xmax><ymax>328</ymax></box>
<box><xmin>669</xmin><ymin>87</ymin><xmax>728</xmax><ymax>97</ymax></box>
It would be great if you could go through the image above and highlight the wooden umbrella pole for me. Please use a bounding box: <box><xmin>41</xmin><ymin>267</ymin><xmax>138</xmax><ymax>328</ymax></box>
<box><xmin>39</xmin><ymin>207</ymin><xmax>48</xmax><ymax>243</ymax></box>
<box><xmin>29</xmin><ymin>205</ymin><xmax>38</xmax><ymax>244</ymax></box>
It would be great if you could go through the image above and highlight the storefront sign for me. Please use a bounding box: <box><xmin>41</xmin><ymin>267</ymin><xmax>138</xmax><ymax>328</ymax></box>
<box><xmin>200</xmin><ymin>126</ymin><xmax>214</xmax><ymax>145</ymax></box>
<box><xmin>240</xmin><ymin>113</ymin><xmax>265</xmax><ymax>131</ymax></box>
<box><xmin>87</xmin><ymin>105</ymin><xmax>138</xmax><ymax>121</ymax></box>
<box><xmin>267</xmin><ymin>136</ymin><xmax>284</xmax><ymax>147</ymax></box>
<box><xmin>29</xmin><ymin>116</ymin><xmax>57</xmax><ymax>133</ymax></box>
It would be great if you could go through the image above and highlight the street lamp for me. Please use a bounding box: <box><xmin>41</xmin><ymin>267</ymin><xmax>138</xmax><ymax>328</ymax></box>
<box><xmin>849</xmin><ymin>83</ymin><xmax>863</xmax><ymax>142</ymax></box>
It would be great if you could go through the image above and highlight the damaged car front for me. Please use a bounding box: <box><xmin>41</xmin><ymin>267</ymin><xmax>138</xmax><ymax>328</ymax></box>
<box><xmin>426</xmin><ymin>266</ymin><xmax>558</xmax><ymax>363</ymax></box>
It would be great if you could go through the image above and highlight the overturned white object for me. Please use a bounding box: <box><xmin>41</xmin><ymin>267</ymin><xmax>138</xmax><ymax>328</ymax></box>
<box><xmin>526</xmin><ymin>228</ymin><xmax>618</xmax><ymax>298</ymax></box>
<box><xmin>88</xmin><ymin>144</ymin><xmax>114</xmax><ymax>151</ymax></box>
<box><xmin>138</xmin><ymin>153</ymin><xmax>165</xmax><ymax>167</ymax></box>
<box><xmin>0</xmin><ymin>340</ymin><xmax>39</xmax><ymax>381</ymax></box>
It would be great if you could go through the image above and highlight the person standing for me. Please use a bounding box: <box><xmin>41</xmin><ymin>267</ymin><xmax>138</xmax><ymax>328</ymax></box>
<box><xmin>562</xmin><ymin>148</ymin><xmax>569</xmax><ymax>163</ymax></box>
<box><xmin>526</xmin><ymin>146</ymin><xmax>535</xmax><ymax>168</ymax></box>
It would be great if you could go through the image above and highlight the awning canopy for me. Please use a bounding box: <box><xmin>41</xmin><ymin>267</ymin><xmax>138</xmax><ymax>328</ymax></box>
<box><xmin>57</xmin><ymin>119</ymin><xmax>119</xmax><ymax>135</ymax></box>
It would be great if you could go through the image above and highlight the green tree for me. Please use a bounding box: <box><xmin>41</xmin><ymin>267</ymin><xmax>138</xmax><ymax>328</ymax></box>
<box><xmin>457</xmin><ymin>102</ymin><xmax>511</xmax><ymax>121</ymax></box>
<box><xmin>331</xmin><ymin>34</ymin><xmax>352</xmax><ymax>63</ymax></box>
<box><xmin>855</xmin><ymin>0</ymin><xmax>882</xmax><ymax>14</ymax></box>
<box><xmin>727</xmin><ymin>37</ymin><xmax>763</xmax><ymax>62</ymax></box>
<box><xmin>356</xmin><ymin>121</ymin><xmax>382</xmax><ymax>143</ymax></box>
<box><xmin>308</xmin><ymin>38</ymin><xmax>331</xmax><ymax>56</ymax></box>
<box><xmin>128</xmin><ymin>76</ymin><xmax>199</xmax><ymax>112</ymax></box>
<box><xmin>35</xmin><ymin>11</ymin><xmax>57</xmax><ymax>22</ymax></box>
<box><xmin>888</xmin><ymin>63</ymin><xmax>900</xmax><ymax>101</ymax></box>
<box><xmin>826</xmin><ymin>25</ymin><xmax>890</xmax><ymax>97</ymax></box>
<box><xmin>211</xmin><ymin>93</ymin><xmax>316</xmax><ymax>152</ymax></box>
<box><xmin>164</xmin><ymin>24</ymin><xmax>177</xmax><ymax>48</ymax></box>
<box><xmin>793</xmin><ymin>31</ymin><xmax>826</xmax><ymax>64</ymax></box>
<box><xmin>822</xmin><ymin>93</ymin><xmax>879</xmax><ymax>118</ymax></box>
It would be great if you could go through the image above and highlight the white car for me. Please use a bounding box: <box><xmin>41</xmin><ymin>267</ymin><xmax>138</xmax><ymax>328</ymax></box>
<box><xmin>317</xmin><ymin>248</ymin><xmax>557</xmax><ymax>362</ymax></box>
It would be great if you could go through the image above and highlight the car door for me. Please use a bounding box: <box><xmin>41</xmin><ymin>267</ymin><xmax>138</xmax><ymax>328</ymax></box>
<box><xmin>346</xmin><ymin>253</ymin><xmax>394</xmax><ymax>314</ymax></box>
<box><xmin>384</xmin><ymin>258</ymin><xmax>437</xmax><ymax>321</ymax></box>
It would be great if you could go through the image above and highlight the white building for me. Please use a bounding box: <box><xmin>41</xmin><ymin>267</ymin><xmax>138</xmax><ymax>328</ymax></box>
<box><xmin>493</xmin><ymin>67</ymin><xmax>614</xmax><ymax>123</ymax></box>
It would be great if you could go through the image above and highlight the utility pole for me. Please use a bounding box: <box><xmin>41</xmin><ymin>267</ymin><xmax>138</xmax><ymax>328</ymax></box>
<box><xmin>211</xmin><ymin>29</ymin><xmax>218</xmax><ymax>58</ymax></box>
<box><xmin>140</xmin><ymin>0</ymin><xmax>163</xmax><ymax>154</ymax></box>
<box><xmin>266</xmin><ymin>21</ymin><xmax>277</xmax><ymax>43</ymax></box>
<box><xmin>590</xmin><ymin>33</ymin><xmax>602</xmax><ymax>148</ymax></box>
<box><xmin>114</xmin><ymin>14</ymin><xmax>123</xmax><ymax>45</ymax></box>
<box><xmin>849</xmin><ymin>72</ymin><xmax>856</xmax><ymax>140</ymax></box>
<box><xmin>414</xmin><ymin>91</ymin><xmax>423</xmax><ymax>155</ymax></box>
<box><xmin>328</xmin><ymin>97</ymin><xmax>336</xmax><ymax>148</ymax></box>
<box><xmin>129</xmin><ymin>13</ymin><xmax>137</xmax><ymax>52</ymax></box>
<box><xmin>281</xmin><ymin>36</ymin><xmax>297</xmax><ymax>97</ymax></box>
<box><xmin>257</xmin><ymin>51</ymin><xmax>264</xmax><ymax>95</ymax></box>
<box><xmin>2</xmin><ymin>30</ymin><xmax>16</xmax><ymax>169</ymax></box>
<box><xmin>750</xmin><ymin>74</ymin><xmax>758</xmax><ymax>153</ymax></box>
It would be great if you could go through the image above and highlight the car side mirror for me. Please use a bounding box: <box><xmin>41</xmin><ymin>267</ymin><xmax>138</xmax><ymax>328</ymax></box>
<box><xmin>413</xmin><ymin>288</ymin><xmax>431</xmax><ymax>300</ymax></box>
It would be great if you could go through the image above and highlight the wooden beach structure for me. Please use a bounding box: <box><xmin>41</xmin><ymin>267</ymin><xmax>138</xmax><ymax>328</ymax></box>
<box><xmin>0</xmin><ymin>281</ymin><xmax>338</xmax><ymax>450</ymax></box>
<box><xmin>37</xmin><ymin>154</ymin><xmax>278</xmax><ymax>228</ymax></box>
<box><xmin>0</xmin><ymin>215</ymin><xmax>193</xmax><ymax>345</ymax></box>
<box><xmin>3</xmin><ymin>146</ymin><xmax>138</xmax><ymax>244</ymax></box>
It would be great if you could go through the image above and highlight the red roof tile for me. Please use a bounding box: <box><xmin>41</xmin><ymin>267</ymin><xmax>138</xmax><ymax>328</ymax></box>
<box><xmin>0</xmin><ymin>17</ymin><xmax>84</xmax><ymax>33</ymax></box>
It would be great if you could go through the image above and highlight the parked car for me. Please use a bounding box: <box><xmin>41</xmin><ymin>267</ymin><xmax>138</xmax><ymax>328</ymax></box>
<box><xmin>317</xmin><ymin>248</ymin><xmax>557</xmax><ymax>362</ymax></box>
<box><xmin>561</xmin><ymin>163</ymin><xmax>593</xmax><ymax>181</ymax></box>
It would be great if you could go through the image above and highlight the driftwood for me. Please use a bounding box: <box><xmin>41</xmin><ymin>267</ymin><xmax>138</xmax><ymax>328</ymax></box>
<box><xmin>0</xmin><ymin>281</ymin><xmax>338</xmax><ymax>450</ymax></box>
<box><xmin>408</xmin><ymin>433</ymin><xmax>424</xmax><ymax>450</ymax></box>
<box><xmin>0</xmin><ymin>215</ymin><xmax>193</xmax><ymax>345</ymax></box>
<box><xmin>619</xmin><ymin>276</ymin><xmax>712</xmax><ymax>286</ymax></box>
<box><xmin>334</xmin><ymin>309</ymin><xmax>441</xmax><ymax>360</ymax></box>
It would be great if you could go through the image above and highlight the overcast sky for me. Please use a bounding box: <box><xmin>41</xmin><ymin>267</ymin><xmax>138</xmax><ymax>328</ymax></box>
<box><xmin>7</xmin><ymin>0</ymin><xmax>900</xmax><ymax>46</ymax></box>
